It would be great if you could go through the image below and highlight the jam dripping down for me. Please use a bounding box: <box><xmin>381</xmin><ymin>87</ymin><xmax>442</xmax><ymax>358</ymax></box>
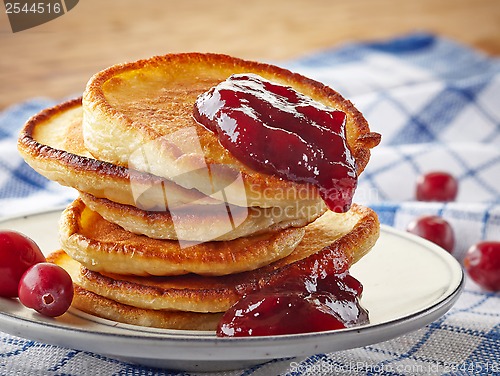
<box><xmin>216</xmin><ymin>253</ymin><xmax>369</xmax><ymax>337</ymax></box>
<box><xmin>193</xmin><ymin>73</ymin><xmax>357</xmax><ymax>212</ymax></box>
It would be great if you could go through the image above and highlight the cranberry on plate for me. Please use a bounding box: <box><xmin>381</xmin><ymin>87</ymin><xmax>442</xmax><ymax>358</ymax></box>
<box><xmin>0</xmin><ymin>230</ymin><xmax>46</xmax><ymax>298</ymax></box>
<box><xmin>18</xmin><ymin>263</ymin><xmax>74</xmax><ymax>317</ymax></box>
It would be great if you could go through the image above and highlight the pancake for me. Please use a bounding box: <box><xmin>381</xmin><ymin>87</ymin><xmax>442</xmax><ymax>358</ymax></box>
<box><xmin>82</xmin><ymin>53</ymin><xmax>380</xmax><ymax>208</ymax></box>
<box><xmin>72</xmin><ymin>285</ymin><xmax>222</xmax><ymax>331</ymax></box>
<box><xmin>51</xmin><ymin>204</ymin><xmax>379</xmax><ymax>314</ymax></box>
<box><xmin>79</xmin><ymin>191</ymin><xmax>325</xmax><ymax>242</ymax></box>
<box><xmin>17</xmin><ymin>98</ymin><xmax>223</xmax><ymax>210</ymax></box>
<box><xmin>59</xmin><ymin>198</ymin><xmax>306</xmax><ymax>277</ymax></box>
<box><xmin>18</xmin><ymin>99</ymin><xmax>325</xmax><ymax>240</ymax></box>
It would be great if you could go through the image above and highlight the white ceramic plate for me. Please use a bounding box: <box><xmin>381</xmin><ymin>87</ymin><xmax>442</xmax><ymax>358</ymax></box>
<box><xmin>0</xmin><ymin>209</ymin><xmax>464</xmax><ymax>372</ymax></box>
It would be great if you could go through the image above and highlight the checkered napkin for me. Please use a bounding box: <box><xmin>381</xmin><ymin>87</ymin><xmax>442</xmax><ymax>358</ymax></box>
<box><xmin>1</xmin><ymin>33</ymin><xmax>499</xmax><ymax>375</ymax></box>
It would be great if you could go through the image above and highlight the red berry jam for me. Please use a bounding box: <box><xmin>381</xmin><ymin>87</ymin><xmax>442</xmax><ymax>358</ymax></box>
<box><xmin>217</xmin><ymin>263</ymin><xmax>369</xmax><ymax>337</ymax></box>
<box><xmin>193</xmin><ymin>74</ymin><xmax>357</xmax><ymax>212</ymax></box>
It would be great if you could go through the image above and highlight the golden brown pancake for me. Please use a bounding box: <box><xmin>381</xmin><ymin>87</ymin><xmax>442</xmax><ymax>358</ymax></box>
<box><xmin>17</xmin><ymin>98</ymin><xmax>220</xmax><ymax>210</ymax></box>
<box><xmin>52</xmin><ymin>204</ymin><xmax>379</xmax><ymax>315</ymax></box>
<box><xmin>17</xmin><ymin>96</ymin><xmax>330</xmax><ymax>234</ymax></box>
<box><xmin>71</xmin><ymin>285</ymin><xmax>222</xmax><ymax>331</ymax></box>
<box><xmin>79</xmin><ymin>191</ymin><xmax>325</xmax><ymax>242</ymax></box>
<box><xmin>83</xmin><ymin>53</ymin><xmax>380</xmax><ymax>208</ymax></box>
<box><xmin>59</xmin><ymin>198</ymin><xmax>306</xmax><ymax>277</ymax></box>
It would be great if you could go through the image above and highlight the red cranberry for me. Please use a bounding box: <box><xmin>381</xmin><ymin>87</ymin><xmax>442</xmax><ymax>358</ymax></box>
<box><xmin>18</xmin><ymin>263</ymin><xmax>74</xmax><ymax>317</ymax></box>
<box><xmin>464</xmin><ymin>242</ymin><xmax>500</xmax><ymax>291</ymax></box>
<box><xmin>416</xmin><ymin>171</ymin><xmax>458</xmax><ymax>202</ymax></box>
<box><xmin>407</xmin><ymin>215</ymin><xmax>455</xmax><ymax>253</ymax></box>
<box><xmin>0</xmin><ymin>230</ymin><xmax>46</xmax><ymax>298</ymax></box>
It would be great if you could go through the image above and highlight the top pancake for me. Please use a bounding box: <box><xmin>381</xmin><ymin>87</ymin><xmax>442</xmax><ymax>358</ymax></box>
<box><xmin>17</xmin><ymin>98</ymin><xmax>218</xmax><ymax>210</ymax></box>
<box><xmin>83</xmin><ymin>53</ymin><xmax>380</xmax><ymax>208</ymax></box>
<box><xmin>17</xmin><ymin>99</ymin><xmax>326</xmax><ymax>241</ymax></box>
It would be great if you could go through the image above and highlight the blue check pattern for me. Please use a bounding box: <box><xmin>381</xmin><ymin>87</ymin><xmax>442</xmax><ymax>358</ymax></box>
<box><xmin>1</xmin><ymin>33</ymin><xmax>499</xmax><ymax>375</ymax></box>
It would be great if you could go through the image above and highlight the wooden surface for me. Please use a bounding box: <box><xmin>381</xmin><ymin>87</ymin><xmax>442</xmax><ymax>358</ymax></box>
<box><xmin>1</xmin><ymin>0</ymin><xmax>499</xmax><ymax>110</ymax></box>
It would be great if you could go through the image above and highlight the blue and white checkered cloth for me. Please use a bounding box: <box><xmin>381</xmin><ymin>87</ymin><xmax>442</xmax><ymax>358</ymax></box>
<box><xmin>1</xmin><ymin>33</ymin><xmax>499</xmax><ymax>375</ymax></box>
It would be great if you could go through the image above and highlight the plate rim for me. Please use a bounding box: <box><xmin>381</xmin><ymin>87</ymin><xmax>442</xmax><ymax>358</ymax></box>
<box><xmin>0</xmin><ymin>207</ymin><xmax>465</xmax><ymax>361</ymax></box>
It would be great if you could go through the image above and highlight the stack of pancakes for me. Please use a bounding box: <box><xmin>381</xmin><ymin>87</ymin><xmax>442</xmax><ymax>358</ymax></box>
<box><xmin>18</xmin><ymin>53</ymin><xmax>381</xmax><ymax>331</ymax></box>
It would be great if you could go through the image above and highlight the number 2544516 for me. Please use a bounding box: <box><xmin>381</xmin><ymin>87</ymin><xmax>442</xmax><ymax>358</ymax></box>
<box><xmin>5</xmin><ymin>2</ymin><xmax>62</xmax><ymax>14</ymax></box>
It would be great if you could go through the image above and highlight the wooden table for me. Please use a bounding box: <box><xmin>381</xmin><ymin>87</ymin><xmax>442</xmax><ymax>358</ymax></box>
<box><xmin>1</xmin><ymin>0</ymin><xmax>499</xmax><ymax>109</ymax></box>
